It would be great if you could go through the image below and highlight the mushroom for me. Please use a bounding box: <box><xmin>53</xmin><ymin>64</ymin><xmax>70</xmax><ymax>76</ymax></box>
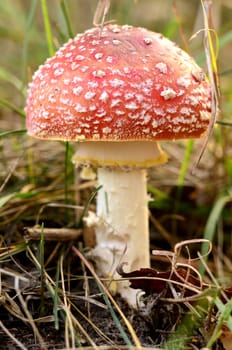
<box><xmin>26</xmin><ymin>25</ymin><xmax>211</xmax><ymax>305</ymax></box>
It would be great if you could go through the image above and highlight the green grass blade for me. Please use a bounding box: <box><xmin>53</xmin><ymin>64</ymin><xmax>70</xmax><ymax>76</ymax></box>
<box><xmin>200</xmin><ymin>194</ymin><xmax>232</xmax><ymax>274</ymax></box>
<box><xmin>0</xmin><ymin>193</ymin><xmax>16</xmax><ymax>208</ymax></box>
<box><xmin>60</xmin><ymin>0</ymin><xmax>74</xmax><ymax>38</ymax></box>
<box><xmin>0</xmin><ymin>68</ymin><xmax>24</xmax><ymax>93</ymax></box>
<box><xmin>177</xmin><ymin>139</ymin><xmax>194</xmax><ymax>186</ymax></box>
<box><xmin>78</xmin><ymin>185</ymin><xmax>102</xmax><ymax>226</ymax></box>
<box><xmin>165</xmin><ymin>288</ymin><xmax>217</xmax><ymax>350</ymax></box>
<box><xmin>0</xmin><ymin>99</ymin><xmax>25</xmax><ymax>118</ymax></box>
<box><xmin>0</xmin><ymin>129</ymin><xmax>26</xmax><ymax>139</ymax></box>
<box><xmin>207</xmin><ymin>297</ymin><xmax>232</xmax><ymax>347</ymax></box>
<box><xmin>216</xmin><ymin>120</ymin><xmax>232</xmax><ymax>127</ymax></box>
<box><xmin>99</xmin><ymin>284</ymin><xmax>133</xmax><ymax>347</ymax></box>
<box><xmin>39</xmin><ymin>223</ymin><xmax>46</xmax><ymax>316</ymax></box>
<box><xmin>41</xmin><ymin>0</ymin><xmax>55</xmax><ymax>56</ymax></box>
<box><xmin>21</xmin><ymin>0</ymin><xmax>39</xmax><ymax>91</ymax></box>
<box><xmin>54</xmin><ymin>260</ymin><xmax>60</xmax><ymax>330</ymax></box>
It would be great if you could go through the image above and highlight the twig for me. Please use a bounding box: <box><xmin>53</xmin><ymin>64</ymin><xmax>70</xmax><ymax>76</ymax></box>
<box><xmin>24</xmin><ymin>226</ymin><xmax>82</xmax><ymax>241</ymax></box>
<box><xmin>16</xmin><ymin>289</ymin><xmax>48</xmax><ymax>350</ymax></box>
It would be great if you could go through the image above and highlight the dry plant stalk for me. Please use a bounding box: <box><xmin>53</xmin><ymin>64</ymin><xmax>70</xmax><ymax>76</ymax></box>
<box><xmin>24</xmin><ymin>226</ymin><xmax>82</xmax><ymax>241</ymax></box>
<box><xmin>0</xmin><ymin>321</ymin><xmax>27</xmax><ymax>350</ymax></box>
<box><xmin>71</xmin><ymin>246</ymin><xmax>143</xmax><ymax>350</ymax></box>
<box><xmin>193</xmin><ymin>0</ymin><xmax>221</xmax><ymax>167</ymax></box>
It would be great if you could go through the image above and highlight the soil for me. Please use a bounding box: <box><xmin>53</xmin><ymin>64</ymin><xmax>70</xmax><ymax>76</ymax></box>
<box><xmin>0</xmin><ymin>266</ymin><xmax>226</xmax><ymax>350</ymax></box>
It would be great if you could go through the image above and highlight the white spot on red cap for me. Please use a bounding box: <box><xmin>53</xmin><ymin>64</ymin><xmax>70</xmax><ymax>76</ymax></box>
<box><xmin>153</xmin><ymin>108</ymin><xmax>165</xmax><ymax>116</ymax></box>
<box><xmin>53</xmin><ymin>62</ymin><xmax>61</xmax><ymax>68</ymax></box>
<box><xmin>109</xmin><ymin>78</ymin><xmax>124</xmax><ymax>88</ymax></box>
<box><xmin>64</xmin><ymin>79</ymin><xmax>70</xmax><ymax>85</ymax></box>
<box><xmin>76</xmin><ymin>55</ymin><xmax>85</xmax><ymax>61</ymax></box>
<box><xmin>42</xmin><ymin>111</ymin><xmax>49</xmax><ymax>119</ymax></box>
<box><xmin>112</xmin><ymin>39</ymin><xmax>121</xmax><ymax>46</ymax></box>
<box><xmin>129</xmin><ymin>113</ymin><xmax>140</xmax><ymax>120</ymax></box>
<box><xmin>152</xmin><ymin>120</ymin><xmax>158</xmax><ymax>128</ymax></box>
<box><xmin>96</xmin><ymin>109</ymin><xmax>106</xmax><ymax>117</ymax></box>
<box><xmin>93</xmin><ymin>70</ymin><xmax>106</xmax><ymax>77</ymax></box>
<box><xmin>143</xmin><ymin>37</ymin><xmax>152</xmax><ymax>45</ymax></box>
<box><xmin>200</xmin><ymin>111</ymin><xmax>210</xmax><ymax>121</ymax></box>
<box><xmin>54</xmin><ymin>68</ymin><xmax>64</xmax><ymax>76</ymax></box>
<box><xmin>79</xmin><ymin>45</ymin><xmax>86</xmax><ymax>52</ymax></box>
<box><xmin>102</xmin><ymin>127</ymin><xmax>112</xmax><ymax>134</ymax></box>
<box><xmin>85</xmin><ymin>91</ymin><xmax>96</xmax><ymax>100</ymax></box>
<box><xmin>123</xmin><ymin>67</ymin><xmax>130</xmax><ymax>74</ymax></box>
<box><xmin>125</xmin><ymin>92</ymin><xmax>134</xmax><ymax>100</ymax></box>
<box><xmin>60</xmin><ymin>97</ymin><xmax>69</xmax><ymax>104</ymax></box>
<box><xmin>111</xmin><ymin>99</ymin><xmax>121</xmax><ymax>108</ymax></box>
<box><xmin>177</xmin><ymin>76</ymin><xmax>191</xmax><ymax>88</ymax></box>
<box><xmin>95</xmin><ymin>53</ymin><xmax>103</xmax><ymax>60</ymax></box>
<box><xmin>112</xmin><ymin>91</ymin><xmax>122</xmax><ymax>98</ymax></box>
<box><xmin>112</xmin><ymin>27</ymin><xmax>120</xmax><ymax>33</ymax></box>
<box><xmin>135</xmin><ymin>94</ymin><xmax>144</xmax><ymax>103</ymax></box>
<box><xmin>99</xmin><ymin>91</ymin><xmax>109</xmax><ymax>102</ymax></box>
<box><xmin>115</xmin><ymin>110</ymin><xmax>125</xmax><ymax>116</ymax></box>
<box><xmin>155</xmin><ymin>62</ymin><xmax>167</xmax><ymax>74</ymax></box>
<box><xmin>65</xmin><ymin>52</ymin><xmax>72</xmax><ymax>58</ymax></box>
<box><xmin>160</xmin><ymin>88</ymin><xmax>177</xmax><ymax>100</ymax></box>
<box><xmin>71</xmin><ymin>62</ymin><xmax>79</xmax><ymax>70</ymax></box>
<box><xmin>177</xmin><ymin>89</ymin><xmax>185</xmax><ymax>97</ymax></box>
<box><xmin>187</xmin><ymin>96</ymin><xmax>200</xmax><ymax>106</ymax></box>
<box><xmin>88</xmin><ymin>81</ymin><xmax>99</xmax><ymax>88</ymax></box>
<box><xmin>48</xmin><ymin>94</ymin><xmax>56</xmax><ymax>103</ymax></box>
<box><xmin>167</xmin><ymin>106</ymin><xmax>177</xmax><ymax>114</ymax></box>
<box><xmin>74</xmin><ymin>103</ymin><xmax>87</xmax><ymax>113</ymax></box>
<box><xmin>81</xmin><ymin>66</ymin><xmax>89</xmax><ymax>72</ymax></box>
<box><xmin>125</xmin><ymin>102</ymin><xmax>138</xmax><ymax>110</ymax></box>
<box><xmin>191</xmin><ymin>70</ymin><xmax>205</xmax><ymax>82</ymax></box>
<box><xmin>73</xmin><ymin>86</ymin><xmax>83</xmax><ymax>96</ymax></box>
<box><xmin>180</xmin><ymin>107</ymin><xmax>192</xmax><ymax>116</ymax></box>
<box><xmin>92</xmin><ymin>40</ymin><xmax>100</xmax><ymax>45</ymax></box>
<box><xmin>73</xmin><ymin>76</ymin><xmax>83</xmax><ymax>83</ymax></box>
<box><xmin>106</xmin><ymin>56</ymin><xmax>113</xmax><ymax>63</ymax></box>
<box><xmin>93</xmin><ymin>133</ymin><xmax>100</xmax><ymax>139</ymax></box>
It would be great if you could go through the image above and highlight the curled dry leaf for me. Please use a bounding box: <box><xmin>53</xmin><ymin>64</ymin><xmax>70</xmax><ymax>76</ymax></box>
<box><xmin>117</xmin><ymin>265</ymin><xmax>232</xmax><ymax>302</ymax></box>
<box><xmin>117</xmin><ymin>264</ymin><xmax>208</xmax><ymax>299</ymax></box>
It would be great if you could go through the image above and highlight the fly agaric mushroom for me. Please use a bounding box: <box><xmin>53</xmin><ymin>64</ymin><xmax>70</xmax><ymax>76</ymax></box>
<box><xmin>26</xmin><ymin>25</ymin><xmax>211</xmax><ymax>305</ymax></box>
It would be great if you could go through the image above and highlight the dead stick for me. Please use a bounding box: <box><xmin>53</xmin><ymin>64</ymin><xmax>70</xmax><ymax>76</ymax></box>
<box><xmin>24</xmin><ymin>226</ymin><xmax>82</xmax><ymax>241</ymax></box>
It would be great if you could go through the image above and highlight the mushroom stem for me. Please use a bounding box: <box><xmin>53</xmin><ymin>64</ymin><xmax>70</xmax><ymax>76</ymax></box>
<box><xmin>92</xmin><ymin>167</ymin><xmax>150</xmax><ymax>303</ymax></box>
<box><xmin>73</xmin><ymin>141</ymin><xmax>167</xmax><ymax>305</ymax></box>
<box><xmin>99</xmin><ymin>167</ymin><xmax>149</xmax><ymax>264</ymax></box>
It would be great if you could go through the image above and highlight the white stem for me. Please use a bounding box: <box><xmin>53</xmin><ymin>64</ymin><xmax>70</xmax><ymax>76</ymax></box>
<box><xmin>73</xmin><ymin>141</ymin><xmax>167</xmax><ymax>305</ymax></box>
<box><xmin>92</xmin><ymin>167</ymin><xmax>150</xmax><ymax>303</ymax></box>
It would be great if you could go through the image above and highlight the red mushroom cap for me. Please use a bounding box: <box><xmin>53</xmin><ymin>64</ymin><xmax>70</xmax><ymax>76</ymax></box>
<box><xmin>26</xmin><ymin>25</ymin><xmax>211</xmax><ymax>142</ymax></box>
